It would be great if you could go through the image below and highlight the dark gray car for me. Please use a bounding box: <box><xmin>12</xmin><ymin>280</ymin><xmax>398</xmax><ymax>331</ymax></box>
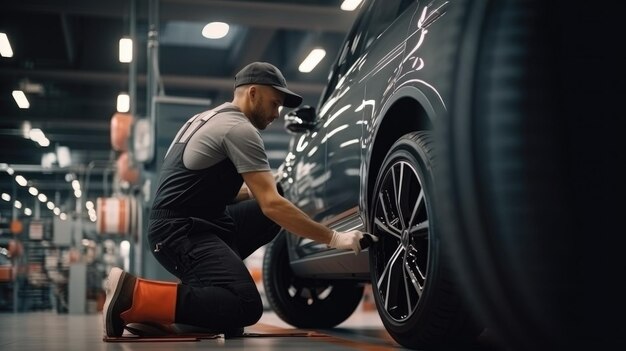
<box><xmin>264</xmin><ymin>0</ymin><xmax>623</xmax><ymax>350</ymax></box>
<box><xmin>264</xmin><ymin>1</ymin><xmax>479</xmax><ymax>349</ymax></box>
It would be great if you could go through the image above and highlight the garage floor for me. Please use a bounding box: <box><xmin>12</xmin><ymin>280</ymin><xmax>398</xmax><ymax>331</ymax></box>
<box><xmin>0</xmin><ymin>309</ymin><xmax>505</xmax><ymax>350</ymax></box>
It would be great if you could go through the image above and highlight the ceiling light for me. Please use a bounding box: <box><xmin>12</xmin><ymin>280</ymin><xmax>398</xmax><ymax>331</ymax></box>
<box><xmin>60</xmin><ymin>213</ymin><xmax>67</xmax><ymax>220</ymax></box>
<box><xmin>57</xmin><ymin>147</ymin><xmax>72</xmax><ymax>168</ymax></box>
<box><xmin>38</xmin><ymin>193</ymin><xmax>47</xmax><ymax>202</ymax></box>
<box><xmin>47</xmin><ymin>201</ymin><xmax>55</xmax><ymax>210</ymax></box>
<box><xmin>117</xmin><ymin>93</ymin><xmax>130</xmax><ymax>113</ymax></box>
<box><xmin>71</xmin><ymin>180</ymin><xmax>80</xmax><ymax>191</ymax></box>
<box><xmin>14</xmin><ymin>200</ymin><xmax>22</xmax><ymax>209</ymax></box>
<box><xmin>29</xmin><ymin>128</ymin><xmax>45</xmax><ymax>142</ymax></box>
<box><xmin>1</xmin><ymin>193</ymin><xmax>10</xmax><ymax>202</ymax></box>
<box><xmin>74</xmin><ymin>189</ymin><xmax>82</xmax><ymax>198</ymax></box>
<box><xmin>119</xmin><ymin>38</ymin><xmax>133</xmax><ymax>63</ymax></box>
<box><xmin>24</xmin><ymin>208</ymin><xmax>32</xmax><ymax>216</ymax></box>
<box><xmin>299</xmin><ymin>48</ymin><xmax>326</xmax><ymax>73</ymax></box>
<box><xmin>22</xmin><ymin>121</ymin><xmax>31</xmax><ymax>138</ymax></box>
<box><xmin>12</xmin><ymin>90</ymin><xmax>30</xmax><ymax>109</ymax></box>
<box><xmin>86</xmin><ymin>200</ymin><xmax>94</xmax><ymax>210</ymax></box>
<box><xmin>15</xmin><ymin>175</ymin><xmax>27</xmax><ymax>187</ymax></box>
<box><xmin>340</xmin><ymin>0</ymin><xmax>363</xmax><ymax>11</ymax></box>
<box><xmin>202</xmin><ymin>22</ymin><xmax>229</xmax><ymax>39</ymax></box>
<box><xmin>0</xmin><ymin>33</ymin><xmax>13</xmax><ymax>57</ymax></box>
<box><xmin>28</xmin><ymin>187</ymin><xmax>38</xmax><ymax>196</ymax></box>
<box><xmin>28</xmin><ymin>127</ymin><xmax>50</xmax><ymax>147</ymax></box>
<box><xmin>53</xmin><ymin>207</ymin><xmax>61</xmax><ymax>215</ymax></box>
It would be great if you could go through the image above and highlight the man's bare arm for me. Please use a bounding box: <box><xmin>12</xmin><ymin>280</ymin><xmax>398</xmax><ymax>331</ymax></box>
<box><xmin>242</xmin><ymin>170</ymin><xmax>334</xmax><ymax>244</ymax></box>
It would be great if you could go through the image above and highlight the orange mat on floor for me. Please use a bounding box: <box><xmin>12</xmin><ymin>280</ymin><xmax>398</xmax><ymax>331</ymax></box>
<box><xmin>102</xmin><ymin>323</ymin><xmax>327</xmax><ymax>342</ymax></box>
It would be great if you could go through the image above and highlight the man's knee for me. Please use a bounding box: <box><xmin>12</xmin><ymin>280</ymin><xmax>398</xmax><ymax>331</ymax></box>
<box><xmin>242</xmin><ymin>299</ymin><xmax>263</xmax><ymax>326</ymax></box>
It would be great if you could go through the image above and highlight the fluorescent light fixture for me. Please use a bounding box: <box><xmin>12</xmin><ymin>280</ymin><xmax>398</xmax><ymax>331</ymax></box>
<box><xmin>15</xmin><ymin>175</ymin><xmax>27</xmax><ymax>186</ymax></box>
<box><xmin>117</xmin><ymin>93</ymin><xmax>130</xmax><ymax>113</ymax></box>
<box><xmin>12</xmin><ymin>90</ymin><xmax>30</xmax><ymax>109</ymax></box>
<box><xmin>14</xmin><ymin>200</ymin><xmax>22</xmax><ymax>209</ymax></box>
<box><xmin>299</xmin><ymin>48</ymin><xmax>326</xmax><ymax>73</ymax></box>
<box><xmin>38</xmin><ymin>193</ymin><xmax>47</xmax><ymax>202</ymax></box>
<box><xmin>29</xmin><ymin>128</ymin><xmax>45</xmax><ymax>142</ymax></box>
<box><xmin>6</xmin><ymin>167</ymin><xmax>14</xmax><ymax>175</ymax></box>
<box><xmin>340</xmin><ymin>0</ymin><xmax>363</xmax><ymax>11</ymax></box>
<box><xmin>202</xmin><ymin>22</ymin><xmax>229</xmax><ymax>39</ymax></box>
<box><xmin>0</xmin><ymin>32</ymin><xmax>13</xmax><ymax>57</ymax></box>
<box><xmin>28</xmin><ymin>186</ymin><xmax>38</xmax><ymax>196</ymax></box>
<box><xmin>1</xmin><ymin>193</ymin><xmax>10</xmax><ymax>201</ymax></box>
<box><xmin>24</xmin><ymin>208</ymin><xmax>32</xmax><ymax>216</ymax></box>
<box><xmin>42</xmin><ymin>152</ymin><xmax>57</xmax><ymax>168</ymax></box>
<box><xmin>119</xmin><ymin>38</ymin><xmax>133</xmax><ymax>63</ymax></box>
<box><xmin>22</xmin><ymin>121</ymin><xmax>31</xmax><ymax>138</ymax></box>
<box><xmin>57</xmin><ymin>147</ymin><xmax>72</xmax><ymax>168</ymax></box>
<box><xmin>47</xmin><ymin>201</ymin><xmax>55</xmax><ymax>210</ymax></box>
<box><xmin>29</xmin><ymin>128</ymin><xmax>50</xmax><ymax>147</ymax></box>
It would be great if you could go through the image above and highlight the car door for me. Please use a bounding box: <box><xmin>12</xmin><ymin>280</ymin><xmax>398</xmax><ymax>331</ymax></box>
<box><xmin>279</xmin><ymin>118</ymin><xmax>327</xmax><ymax>223</ymax></box>
<box><xmin>324</xmin><ymin>0</ymin><xmax>417</xmax><ymax>225</ymax></box>
<box><xmin>318</xmin><ymin>34</ymin><xmax>368</xmax><ymax>226</ymax></box>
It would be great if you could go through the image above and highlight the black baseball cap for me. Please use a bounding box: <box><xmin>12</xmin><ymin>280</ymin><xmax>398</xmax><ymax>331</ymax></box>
<box><xmin>234</xmin><ymin>62</ymin><xmax>303</xmax><ymax>108</ymax></box>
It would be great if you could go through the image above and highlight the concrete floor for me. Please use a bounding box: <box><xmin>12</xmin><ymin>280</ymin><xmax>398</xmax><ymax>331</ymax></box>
<box><xmin>0</xmin><ymin>309</ymin><xmax>505</xmax><ymax>350</ymax></box>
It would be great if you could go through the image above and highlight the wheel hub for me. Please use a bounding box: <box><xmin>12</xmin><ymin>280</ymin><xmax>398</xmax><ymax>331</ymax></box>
<box><xmin>401</xmin><ymin>229</ymin><xmax>410</xmax><ymax>249</ymax></box>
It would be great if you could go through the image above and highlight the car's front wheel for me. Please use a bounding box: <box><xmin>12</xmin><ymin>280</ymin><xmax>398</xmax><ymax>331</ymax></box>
<box><xmin>369</xmin><ymin>131</ymin><xmax>479</xmax><ymax>349</ymax></box>
<box><xmin>263</xmin><ymin>231</ymin><xmax>364</xmax><ymax>328</ymax></box>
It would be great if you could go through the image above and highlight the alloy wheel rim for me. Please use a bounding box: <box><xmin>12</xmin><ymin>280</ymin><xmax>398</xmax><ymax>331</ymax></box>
<box><xmin>372</xmin><ymin>159</ymin><xmax>429</xmax><ymax>322</ymax></box>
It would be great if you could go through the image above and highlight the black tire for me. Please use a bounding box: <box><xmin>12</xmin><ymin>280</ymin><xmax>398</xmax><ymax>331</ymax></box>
<box><xmin>368</xmin><ymin>131</ymin><xmax>479</xmax><ymax>349</ymax></box>
<box><xmin>262</xmin><ymin>231</ymin><xmax>364</xmax><ymax>328</ymax></box>
<box><xmin>438</xmin><ymin>1</ymin><xmax>624</xmax><ymax>349</ymax></box>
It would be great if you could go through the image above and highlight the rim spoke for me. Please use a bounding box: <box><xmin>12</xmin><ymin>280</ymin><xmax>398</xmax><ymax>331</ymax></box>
<box><xmin>409</xmin><ymin>220</ymin><xmax>429</xmax><ymax>236</ymax></box>
<box><xmin>374</xmin><ymin>218</ymin><xmax>402</xmax><ymax>239</ymax></box>
<box><xmin>404</xmin><ymin>251</ymin><xmax>423</xmax><ymax>298</ymax></box>
<box><xmin>377</xmin><ymin>244</ymin><xmax>404</xmax><ymax>289</ymax></box>
<box><xmin>378</xmin><ymin>192</ymin><xmax>400</xmax><ymax>231</ymax></box>
<box><xmin>408</xmin><ymin>189</ymin><xmax>424</xmax><ymax>228</ymax></box>
<box><xmin>395</xmin><ymin>163</ymin><xmax>407</xmax><ymax>230</ymax></box>
<box><xmin>402</xmin><ymin>251</ymin><xmax>412</xmax><ymax>313</ymax></box>
<box><xmin>291</xmin><ymin>285</ymin><xmax>303</xmax><ymax>299</ymax></box>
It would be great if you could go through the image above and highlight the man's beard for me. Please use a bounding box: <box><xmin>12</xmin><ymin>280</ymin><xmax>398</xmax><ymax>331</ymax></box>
<box><xmin>249</xmin><ymin>101</ymin><xmax>268</xmax><ymax>130</ymax></box>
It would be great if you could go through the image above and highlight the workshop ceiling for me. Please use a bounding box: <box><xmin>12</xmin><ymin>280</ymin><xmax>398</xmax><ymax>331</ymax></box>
<box><xmin>0</xmin><ymin>0</ymin><xmax>358</xmax><ymax>216</ymax></box>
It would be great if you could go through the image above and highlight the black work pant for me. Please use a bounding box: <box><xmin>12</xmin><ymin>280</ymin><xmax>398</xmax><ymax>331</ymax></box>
<box><xmin>147</xmin><ymin>199</ymin><xmax>280</xmax><ymax>330</ymax></box>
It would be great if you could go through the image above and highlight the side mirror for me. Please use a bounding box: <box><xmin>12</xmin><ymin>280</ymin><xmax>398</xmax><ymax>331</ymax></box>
<box><xmin>284</xmin><ymin>105</ymin><xmax>317</xmax><ymax>134</ymax></box>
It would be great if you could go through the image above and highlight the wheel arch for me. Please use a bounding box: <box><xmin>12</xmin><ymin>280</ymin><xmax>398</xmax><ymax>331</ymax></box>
<box><xmin>362</xmin><ymin>87</ymin><xmax>436</xmax><ymax>220</ymax></box>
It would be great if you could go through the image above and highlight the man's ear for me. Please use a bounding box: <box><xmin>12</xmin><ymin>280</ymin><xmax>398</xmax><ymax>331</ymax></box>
<box><xmin>247</xmin><ymin>85</ymin><xmax>257</xmax><ymax>100</ymax></box>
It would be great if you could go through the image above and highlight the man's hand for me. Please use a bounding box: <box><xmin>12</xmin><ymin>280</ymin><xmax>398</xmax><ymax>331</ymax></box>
<box><xmin>328</xmin><ymin>230</ymin><xmax>378</xmax><ymax>255</ymax></box>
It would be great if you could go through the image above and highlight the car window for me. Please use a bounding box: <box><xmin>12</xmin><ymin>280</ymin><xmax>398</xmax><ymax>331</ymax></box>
<box><xmin>318</xmin><ymin>3</ymin><xmax>369</xmax><ymax>108</ymax></box>
<box><xmin>361</xmin><ymin>0</ymin><xmax>415</xmax><ymax>50</ymax></box>
<box><xmin>318</xmin><ymin>0</ymin><xmax>414</xmax><ymax>109</ymax></box>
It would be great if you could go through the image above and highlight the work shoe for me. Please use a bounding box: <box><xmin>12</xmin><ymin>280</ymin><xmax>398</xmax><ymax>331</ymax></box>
<box><xmin>103</xmin><ymin>267</ymin><xmax>137</xmax><ymax>337</ymax></box>
<box><xmin>102</xmin><ymin>267</ymin><xmax>178</xmax><ymax>337</ymax></box>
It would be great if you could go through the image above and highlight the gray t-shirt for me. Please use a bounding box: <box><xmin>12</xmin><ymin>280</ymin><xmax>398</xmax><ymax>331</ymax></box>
<box><xmin>175</xmin><ymin>102</ymin><xmax>271</xmax><ymax>173</ymax></box>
